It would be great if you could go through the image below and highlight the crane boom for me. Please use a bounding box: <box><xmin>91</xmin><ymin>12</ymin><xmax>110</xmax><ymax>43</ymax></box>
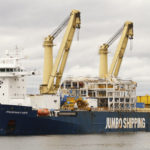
<box><xmin>40</xmin><ymin>10</ymin><xmax>81</xmax><ymax>94</ymax></box>
<box><xmin>99</xmin><ymin>21</ymin><xmax>133</xmax><ymax>78</ymax></box>
<box><xmin>99</xmin><ymin>25</ymin><xmax>123</xmax><ymax>78</ymax></box>
<box><xmin>42</xmin><ymin>15</ymin><xmax>70</xmax><ymax>89</ymax></box>
<box><xmin>108</xmin><ymin>21</ymin><xmax>133</xmax><ymax>77</ymax></box>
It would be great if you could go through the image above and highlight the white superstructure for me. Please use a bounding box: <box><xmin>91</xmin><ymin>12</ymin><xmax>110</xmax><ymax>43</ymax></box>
<box><xmin>0</xmin><ymin>50</ymin><xmax>60</xmax><ymax>110</ymax></box>
<box><xmin>0</xmin><ymin>50</ymin><xmax>28</xmax><ymax>105</ymax></box>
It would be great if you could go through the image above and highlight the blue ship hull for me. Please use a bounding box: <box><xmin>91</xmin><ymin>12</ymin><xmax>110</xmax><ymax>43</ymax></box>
<box><xmin>0</xmin><ymin>104</ymin><xmax>149</xmax><ymax>135</ymax></box>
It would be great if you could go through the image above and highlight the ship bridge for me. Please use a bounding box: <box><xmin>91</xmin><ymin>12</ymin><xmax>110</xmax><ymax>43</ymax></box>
<box><xmin>0</xmin><ymin>51</ymin><xmax>33</xmax><ymax>77</ymax></box>
<box><xmin>0</xmin><ymin>50</ymin><xmax>34</xmax><ymax>106</ymax></box>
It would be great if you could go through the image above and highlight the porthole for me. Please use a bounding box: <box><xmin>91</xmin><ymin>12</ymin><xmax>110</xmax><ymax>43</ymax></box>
<box><xmin>54</xmin><ymin>100</ymin><xmax>57</xmax><ymax>103</ymax></box>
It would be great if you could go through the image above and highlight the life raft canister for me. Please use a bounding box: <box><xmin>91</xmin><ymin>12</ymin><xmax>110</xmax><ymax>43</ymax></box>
<box><xmin>37</xmin><ymin>108</ymin><xmax>50</xmax><ymax>116</ymax></box>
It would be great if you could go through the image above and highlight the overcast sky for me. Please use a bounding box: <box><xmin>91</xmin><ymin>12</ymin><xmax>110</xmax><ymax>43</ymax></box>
<box><xmin>0</xmin><ymin>0</ymin><xmax>150</xmax><ymax>95</ymax></box>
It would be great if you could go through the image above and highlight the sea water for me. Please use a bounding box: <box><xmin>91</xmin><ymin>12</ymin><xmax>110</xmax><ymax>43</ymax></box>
<box><xmin>0</xmin><ymin>132</ymin><xmax>150</xmax><ymax>150</ymax></box>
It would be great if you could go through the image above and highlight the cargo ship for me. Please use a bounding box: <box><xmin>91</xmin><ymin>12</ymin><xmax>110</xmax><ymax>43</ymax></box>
<box><xmin>0</xmin><ymin>10</ymin><xmax>150</xmax><ymax>135</ymax></box>
<box><xmin>0</xmin><ymin>50</ymin><xmax>149</xmax><ymax>135</ymax></box>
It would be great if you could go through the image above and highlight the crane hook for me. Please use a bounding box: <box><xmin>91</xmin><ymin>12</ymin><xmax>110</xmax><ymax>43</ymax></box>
<box><xmin>129</xmin><ymin>38</ymin><xmax>133</xmax><ymax>51</ymax></box>
<box><xmin>77</xmin><ymin>28</ymin><xmax>80</xmax><ymax>41</ymax></box>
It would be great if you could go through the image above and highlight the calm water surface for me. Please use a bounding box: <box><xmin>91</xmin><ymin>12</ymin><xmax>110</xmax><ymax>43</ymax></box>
<box><xmin>0</xmin><ymin>132</ymin><xmax>150</xmax><ymax>150</ymax></box>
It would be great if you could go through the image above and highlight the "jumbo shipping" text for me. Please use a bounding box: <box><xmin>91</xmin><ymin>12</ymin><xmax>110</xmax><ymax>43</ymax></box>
<box><xmin>105</xmin><ymin>117</ymin><xmax>145</xmax><ymax>129</ymax></box>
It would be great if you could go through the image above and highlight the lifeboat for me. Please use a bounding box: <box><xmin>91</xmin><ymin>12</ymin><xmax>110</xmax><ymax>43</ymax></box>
<box><xmin>37</xmin><ymin>108</ymin><xmax>50</xmax><ymax>116</ymax></box>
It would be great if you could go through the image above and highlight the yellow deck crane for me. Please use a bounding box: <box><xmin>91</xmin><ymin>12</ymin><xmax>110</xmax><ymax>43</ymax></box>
<box><xmin>40</xmin><ymin>10</ymin><xmax>81</xmax><ymax>94</ymax></box>
<box><xmin>99</xmin><ymin>21</ymin><xmax>133</xmax><ymax>78</ymax></box>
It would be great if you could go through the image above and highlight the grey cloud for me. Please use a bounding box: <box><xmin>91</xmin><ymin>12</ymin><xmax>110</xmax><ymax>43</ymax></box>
<box><xmin>0</xmin><ymin>0</ymin><xmax>150</xmax><ymax>95</ymax></box>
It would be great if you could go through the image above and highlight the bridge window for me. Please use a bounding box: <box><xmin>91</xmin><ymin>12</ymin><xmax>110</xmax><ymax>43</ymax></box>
<box><xmin>0</xmin><ymin>69</ymin><xmax>5</xmax><ymax>72</ymax></box>
<box><xmin>0</xmin><ymin>68</ymin><xmax>14</xmax><ymax>72</ymax></box>
<box><xmin>6</xmin><ymin>68</ymin><xmax>13</xmax><ymax>72</ymax></box>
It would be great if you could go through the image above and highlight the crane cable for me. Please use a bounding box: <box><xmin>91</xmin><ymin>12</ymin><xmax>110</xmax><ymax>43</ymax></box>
<box><xmin>106</xmin><ymin>23</ymin><xmax>133</xmax><ymax>51</ymax></box>
<box><xmin>106</xmin><ymin>25</ymin><xmax>124</xmax><ymax>46</ymax></box>
<box><xmin>51</xmin><ymin>16</ymin><xmax>70</xmax><ymax>39</ymax></box>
